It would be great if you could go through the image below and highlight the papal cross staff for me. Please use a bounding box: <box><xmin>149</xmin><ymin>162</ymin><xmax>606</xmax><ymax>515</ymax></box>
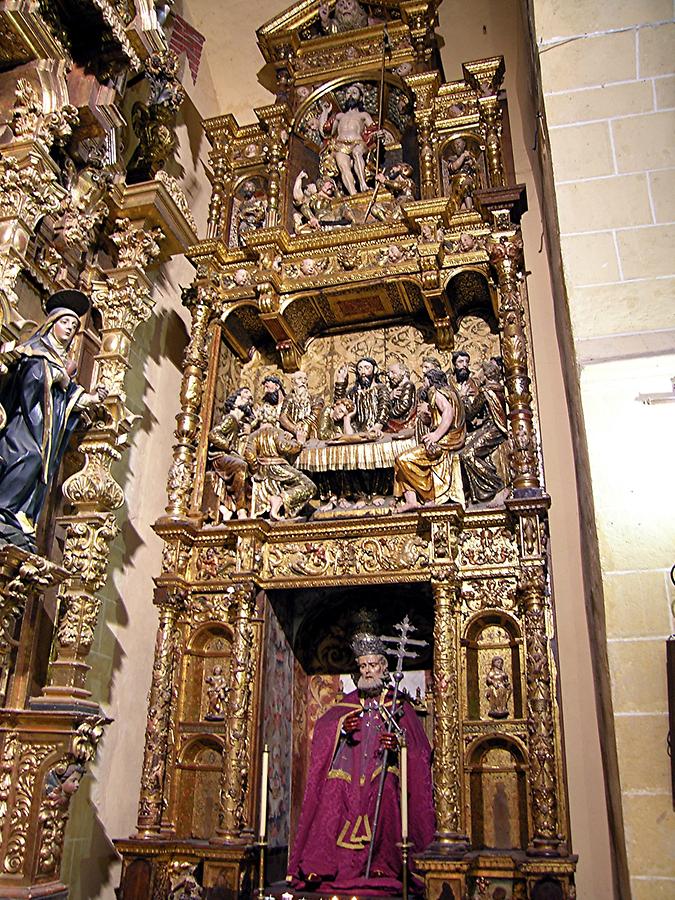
<box><xmin>365</xmin><ymin>615</ymin><xmax>427</xmax><ymax>878</ymax></box>
<box><xmin>364</xmin><ymin>23</ymin><xmax>393</xmax><ymax>222</ymax></box>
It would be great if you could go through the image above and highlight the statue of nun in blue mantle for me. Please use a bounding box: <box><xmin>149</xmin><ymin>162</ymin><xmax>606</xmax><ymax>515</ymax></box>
<box><xmin>0</xmin><ymin>289</ymin><xmax>108</xmax><ymax>552</ymax></box>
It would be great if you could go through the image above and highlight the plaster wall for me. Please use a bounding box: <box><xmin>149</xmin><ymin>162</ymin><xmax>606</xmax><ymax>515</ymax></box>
<box><xmin>59</xmin><ymin>1</ymin><xmax>628</xmax><ymax>897</ymax></box>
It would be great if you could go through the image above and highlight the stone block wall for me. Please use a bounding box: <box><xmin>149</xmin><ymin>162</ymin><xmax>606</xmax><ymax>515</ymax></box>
<box><xmin>532</xmin><ymin>2</ymin><xmax>675</xmax><ymax>896</ymax></box>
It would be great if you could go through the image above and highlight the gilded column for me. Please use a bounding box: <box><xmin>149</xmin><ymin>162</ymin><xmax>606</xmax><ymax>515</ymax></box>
<box><xmin>44</xmin><ymin>243</ymin><xmax>157</xmax><ymax>699</ymax></box>
<box><xmin>165</xmin><ymin>287</ymin><xmax>214</xmax><ymax>519</ymax></box>
<box><xmin>258</xmin><ymin>104</ymin><xmax>291</xmax><ymax>228</ymax></box>
<box><xmin>215</xmin><ymin>582</ymin><xmax>258</xmax><ymax>841</ymax></box>
<box><xmin>430</xmin><ymin>510</ymin><xmax>469</xmax><ymax>853</ymax></box>
<box><xmin>204</xmin><ymin>120</ymin><xmax>234</xmax><ymax>239</ymax></box>
<box><xmin>488</xmin><ymin>232</ymin><xmax>541</xmax><ymax>494</ymax></box>
<box><xmin>480</xmin><ymin>97</ymin><xmax>506</xmax><ymax>188</ymax></box>
<box><xmin>136</xmin><ymin>590</ymin><xmax>184</xmax><ymax>834</ymax></box>
<box><xmin>405</xmin><ymin>73</ymin><xmax>440</xmax><ymax>200</ymax></box>
<box><xmin>520</xmin><ymin>563</ymin><xmax>563</xmax><ymax>855</ymax></box>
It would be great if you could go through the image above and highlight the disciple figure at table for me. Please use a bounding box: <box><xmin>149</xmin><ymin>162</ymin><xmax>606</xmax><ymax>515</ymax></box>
<box><xmin>385</xmin><ymin>360</ymin><xmax>417</xmax><ymax>433</ymax></box>
<box><xmin>208</xmin><ymin>388</ymin><xmax>254</xmax><ymax>520</ymax></box>
<box><xmin>334</xmin><ymin>357</ymin><xmax>391</xmax><ymax>436</ymax></box>
<box><xmin>244</xmin><ymin>423</ymin><xmax>316</xmax><ymax>520</ymax></box>
<box><xmin>287</xmin><ymin>630</ymin><xmax>434</xmax><ymax>893</ymax></box>
<box><xmin>279</xmin><ymin>370</ymin><xmax>324</xmax><ymax>439</ymax></box>
<box><xmin>394</xmin><ymin>367</ymin><xmax>466</xmax><ymax>511</ymax></box>
<box><xmin>0</xmin><ymin>290</ymin><xmax>108</xmax><ymax>551</ymax></box>
<box><xmin>460</xmin><ymin>358</ymin><xmax>508</xmax><ymax>503</ymax></box>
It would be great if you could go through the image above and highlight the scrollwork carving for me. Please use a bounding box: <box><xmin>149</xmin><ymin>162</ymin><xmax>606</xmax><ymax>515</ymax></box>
<box><xmin>110</xmin><ymin>216</ymin><xmax>163</xmax><ymax>269</ymax></box>
<box><xmin>264</xmin><ymin>535</ymin><xmax>429</xmax><ymax>581</ymax></box>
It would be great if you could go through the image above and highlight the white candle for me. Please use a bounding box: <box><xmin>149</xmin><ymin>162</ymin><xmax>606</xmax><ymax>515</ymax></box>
<box><xmin>259</xmin><ymin>744</ymin><xmax>269</xmax><ymax>840</ymax></box>
<box><xmin>400</xmin><ymin>739</ymin><xmax>408</xmax><ymax>840</ymax></box>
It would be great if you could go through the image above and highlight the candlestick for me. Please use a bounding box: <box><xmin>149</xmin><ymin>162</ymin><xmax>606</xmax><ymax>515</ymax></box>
<box><xmin>400</xmin><ymin>736</ymin><xmax>408</xmax><ymax>840</ymax></box>
<box><xmin>259</xmin><ymin>744</ymin><xmax>269</xmax><ymax>840</ymax></box>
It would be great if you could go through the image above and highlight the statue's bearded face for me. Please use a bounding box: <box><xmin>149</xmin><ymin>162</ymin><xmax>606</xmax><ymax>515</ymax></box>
<box><xmin>356</xmin><ymin>360</ymin><xmax>375</xmax><ymax>388</ymax></box>
<box><xmin>344</xmin><ymin>84</ymin><xmax>364</xmax><ymax>110</ymax></box>
<box><xmin>453</xmin><ymin>353</ymin><xmax>470</xmax><ymax>382</ymax></box>
<box><xmin>262</xmin><ymin>380</ymin><xmax>280</xmax><ymax>405</ymax></box>
<box><xmin>336</xmin><ymin>0</ymin><xmax>360</xmax><ymax>20</ymax></box>
<box><xmin>357</xmin><ymin>653</ymin><xmax>388</xmax><ymax>695</ymax></box>
<box><xmin>292</xmin><ymin>372</ymin><xmax>309</xmax><ymax>394</ymax></box>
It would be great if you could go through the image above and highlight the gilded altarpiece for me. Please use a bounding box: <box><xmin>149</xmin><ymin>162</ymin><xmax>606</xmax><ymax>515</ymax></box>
<box><xmin>119</xmin><ymin>3</ymin><xmax>576</xmax><ymax>899</ymax></box>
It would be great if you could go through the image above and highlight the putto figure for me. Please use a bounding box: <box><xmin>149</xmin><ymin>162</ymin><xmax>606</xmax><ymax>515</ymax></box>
<box><xmin>287</xmin><ymin>629</ymin><xmax>434</xmax><ymax>893</ymax></box>
<box><xmin>0</xmin><ymin>290</ymin><xmax>108</xmax><ymax>551</ymax></box>
<box><xmin>334</xmin><ymin>357</ymin><xmax>391</xmax><ymax>436</ymax></box>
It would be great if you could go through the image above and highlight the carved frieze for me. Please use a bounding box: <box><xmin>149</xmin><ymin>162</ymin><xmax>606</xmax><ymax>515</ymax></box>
<box><xmin>262</xmin><ymin>534</ymin><xmax>429</xmax><ymax>584</ymax></box>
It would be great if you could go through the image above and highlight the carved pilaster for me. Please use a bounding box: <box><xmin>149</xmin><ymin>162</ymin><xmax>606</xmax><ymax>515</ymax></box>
<box><xmin>480</xmin><ymin>97</ymin><xmax>506</xmax><ymax>189</ymax></box>
<box><xmin>405</xmin><ymin>73</ymin><xmax>440</xmax><ymax>200</ymax></box>
<box><xmin>519</xmin><ymin>563</ymin><xmax>563</xmax><ymax>856</ymax></box>
<box><xmin>258</xmin><ymin>105</ymin><xmax>290</xmax><ymax>228</ymax></box>
<box><xmin>165</xmin><ymin>290</ymin><xmax>213</xmax><ymax>519</ymax></box>
<box><xmin>430</xmin><ymin>508</ymin><xmax>469</xmax><ymax>854</ymax></box>
<box><xmin>0</xmin><ymin>548</ymin><xmax>65</xmax><ymax>708</ymax></box>
<box><xmin>0</xmin><ymin>143</ymin><xmax>64</xmax><ymax>322</ymax></box>
<box><xmin>44</xmin><ymin>248</ymin><xmax>156</xmax><ymax>700</ymax></box>
<box><xmin>215</xmin><ymin>582</ymin><xmax>258</xmax><ymax>841</ymax></box>
<box><xmin>488</xmin><ymin>231</ymin><xmax>541</xmax><ymax>494</ymax></box>
<box><xmin>136</xmin><ymin>589</ymin><xmax>185</xmax><ymax>834</ymax></box>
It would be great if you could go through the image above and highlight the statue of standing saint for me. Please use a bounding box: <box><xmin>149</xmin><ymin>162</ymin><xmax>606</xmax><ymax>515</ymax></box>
<box><xmin>0</xmin><ymin>290</ymin><xmax>108</xmax><ymax>552</ymax></box>
<box><xmin>485</xmin><ymin>656</ymin><xmax>511</xmax><ymax>719</ymax></box>
<box><xmin>205</xmin><ymin>665</ymin><xmax>229</xmax><ymax>720</ymax></box>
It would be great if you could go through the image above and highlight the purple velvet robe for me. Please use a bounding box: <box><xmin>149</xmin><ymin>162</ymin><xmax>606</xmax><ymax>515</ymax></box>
<box><xmin>288</xmin><ymin>689</ymin><xmax>435</xmax><ymax>895</ymax></box>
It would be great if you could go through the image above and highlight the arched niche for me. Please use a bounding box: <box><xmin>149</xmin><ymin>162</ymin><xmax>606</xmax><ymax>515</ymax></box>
<box><xmin>467</xmin><ymin>736</ymin><xmax>529</xmax><ymax>850</ymax></box>
<box><xmin>439</xmin><ymin>131</ymin><xmax>486</xmax><ymax>199</ymax></box>
<box><xmin>443</xmin><ymin>268</ymin><xmax>499</xmax><ymax>334</ymax></box>
<box><xmin>227</xmin><ymin>173</ymin><xmax>269</xmax><ymax>249</ymax></box>
<box><xmin>180</xmin><ymin>623</ymin><xmax>234</xmax><ymax>723</ymax></box>
<box><xmin>174</xmin><ymin>737</ymin><xmax>224</xmax><ymax>840</ymax></box>
<box><xmin>464</xmin><ymin>611</ymin><xmax>523</xmax><ymax>721</ymax></box>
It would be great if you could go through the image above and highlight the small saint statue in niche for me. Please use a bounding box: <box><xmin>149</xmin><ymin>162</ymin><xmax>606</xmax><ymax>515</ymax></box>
<box><xmin>204</xmin><ymin>665</ymin><xmax>229</xmax><ymax>720</ymax></box>
<box><xmin>236</xmin><ymin>180</ymin><xmax>267</xmax><ymax>247</ymax></box>
<box><xmin>318</xmin><ymin>0</ymin><xmax>373</xmax><ymax>34</ymax></box>
<box><xmin>485</xmin><ymin>656</ymin><xmax>511</xmax><ymax>719</ymax></box>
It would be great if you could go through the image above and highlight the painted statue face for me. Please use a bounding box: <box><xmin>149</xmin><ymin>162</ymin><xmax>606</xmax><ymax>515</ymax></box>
<box><xmin>421</xmin><ymin>358</ymin><xmax>441</xmax><ymax>376</ymax></box>
<box><xmin>262</xmin><ymin>379</ymin><xmax>278</xmax><ymax>395</ymax></box>
<box><xmin>332</xmin><ymin>401</ymin><xmax>348</xmax><ymax>420</ymax></box>
<box><xmin>337</xmin><ymin>0</ymin><xmax>359</xmax><ymax>16</ymax></box>
<box><xmin>242</xmin><ymin>180</ymin><xmax>257</xmax><ymax>198</ymax></box>
<box><xmin>292</xmin><ymin>371</ymin><xmax>308</xmax><ymax>390</ymax></box>
<box><xmin>52</xmin><ymin>314</ymin><xmax>80</xmax><ymax>344</ymax></box>
<box><xmin>62</xmin><ymin>771</ymin><xmax>82</xmax><ymax>796</ymax></box>
<box><xmin>387</xmin><ymin>363</ymin><xmax>404</xmax><ymax>386</ymax></box>
<box><xmin>356</xmin><ymin>360</ymin><xmax>374</xmax><ymax>379</ymax></box>
<box><xmin>357</xmin><ymin>654</ymin><xmax>387</xmax><ymax>680</ymax></box>
<box><xmin>235</xmin><ymin>388</ymin><xmax>253</xmax><ymax>408</ymax></box>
